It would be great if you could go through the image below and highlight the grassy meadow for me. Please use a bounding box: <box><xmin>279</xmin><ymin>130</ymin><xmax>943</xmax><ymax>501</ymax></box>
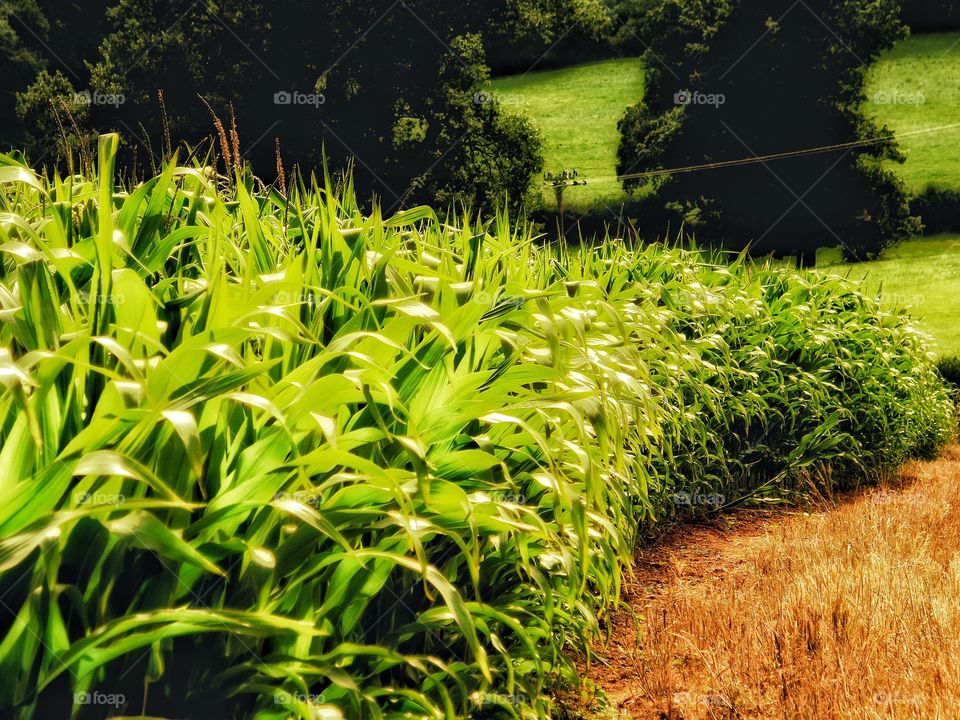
<box><xmin>863</xmin><ymin>31</ymin><xmax>960</xmax><ymax>193</ymax></box>
<box><xmin>491</xmin><ymin>58</ymin><xmax>644</xmax><ymax>211</ymax></box>
<box><xmin>0</xmin><ymin>137</ymin><xmax>953</xmax><ymax>718</ymax></box>
<box><xmin>819</xmin><ymin>236</ymin><xmax>960</xmax><ymax>357</ymax></box>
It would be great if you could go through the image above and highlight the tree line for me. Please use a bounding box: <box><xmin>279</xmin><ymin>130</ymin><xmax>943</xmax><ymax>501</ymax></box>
<box><xmin>2</xmin><ymin>0</ymin><xmax>955</xmax><ymax>259</ymax></box>
<box><xmin>0</xmin><ymin>0</ymin><xmax>610</xmax><ymax>211</ymax></box>
<box><xmin>616</xmin><ymin>0</ymin><xmax>938</xmax><ymax>261</ymax></box>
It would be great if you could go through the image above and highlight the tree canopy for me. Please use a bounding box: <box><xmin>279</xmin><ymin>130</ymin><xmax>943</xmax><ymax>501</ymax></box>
<box><xmin>901</xmin><ymin>1</ymin><xmax>960</xmax><ymax>30</ymax></box>
<box><xmin>5</xmin><ymin>0</ymin><xmax>611</xmax><ymax>211</ymax></box>
<box><xmin>618</xmin><ymin>0</ymin><xmax>918</xmax><ymax>261</ymax></box>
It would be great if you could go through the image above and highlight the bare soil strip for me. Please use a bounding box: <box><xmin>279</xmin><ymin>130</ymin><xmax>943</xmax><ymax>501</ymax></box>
<box><xmin>582</xmin><ymin>447</ymin><xmax>960</xmax><ymax>719</ymax></box>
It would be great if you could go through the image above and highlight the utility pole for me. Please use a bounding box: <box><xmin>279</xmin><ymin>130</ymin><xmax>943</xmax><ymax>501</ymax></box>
<box><xmin>544</xmin><ymin>170</ymin><xmax>587</xmax><ymax>240</ymax></box>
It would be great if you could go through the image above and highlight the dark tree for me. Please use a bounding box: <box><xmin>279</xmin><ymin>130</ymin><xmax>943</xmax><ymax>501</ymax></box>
<box><xmin>618</xmin><ymin>0</ymin><xmax>919</xmax><ymax>263</ymax></box>
<box><xmin>35</xmin><ymin>0</ymin><xmax>602</xmax><ymax>211</ymax></box>
<box><xmin>901</xmin><ymin>0</ymin><xmax>960</xmax><ymax>30</ymax></box>
<box><xmin>0</xmin><ymin>0</ymin><xmax>50</xmax><ymax>149</ymax></box>
<box><xmin>1</xmin><ymin>0</ymin><xmax>111</xmax><ymax>154</ymax></box>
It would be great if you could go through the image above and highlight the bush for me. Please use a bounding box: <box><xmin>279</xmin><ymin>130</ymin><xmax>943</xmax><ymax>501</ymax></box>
<box><xmin>400</xmin><ymin>34</ymin><xmax>545</xmax><ymax>214</ymax></box>
<box><xmin>910</xmin><ymin>183</ymin><xmax>960</xmax><ymax>235</ymax></box>
<box><xmin>14</xmin><ymin>69</ymin><xmax>93</xmax><ymax>166</ymax></box>
<box><xmin>0</xmin><ymin>136</ymin><xmax>954</xmax><ymax>719</ymax></box>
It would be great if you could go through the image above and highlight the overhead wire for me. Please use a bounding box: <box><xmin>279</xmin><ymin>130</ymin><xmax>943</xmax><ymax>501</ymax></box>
<box><xmin>557</xmin><ymin>122</ymin><xmax>960</xmax><ymax>187</ymax></box>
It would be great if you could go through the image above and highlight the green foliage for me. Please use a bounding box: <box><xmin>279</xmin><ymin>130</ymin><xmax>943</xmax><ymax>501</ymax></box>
<box><xmin>391</xmin><ymin>33</ymin><xmax>545</xmax><ymax>214</ymax></box>
<box><xmin>863</xmin><ymin>31</ymin><xmax>960</xmax><ymax>195</ymax></box>
<box><xmin>13</xmin><ymin>69</ymin><xmax>91</xmax><ymax>165</ymax></box>
<box><xmin>0</xmin><ymin>0</ymin><xmax>46</xmax><ymax>70</ymax></box>
<box><xmin>821</xmin><ymin>236</ymin><xmax>960</xmax><ymax>358</ymax></box>
<box><xmin>504</xmin><ymin>0</ymin><xmax>612</xmax><ymax>43</ymax></box>
<box><xmin>491</xmin><ymin>57</ymin><xmax>647</xmax><ymax>211</ymax></box>
<box><xmin>600</xmin><ymin>0</ymin><xmax>660</xmax><ymax>54</ymax></box>
<box><xmin>4</xmin><ymin>0</ymin><xmax>608</xmax><ymax>212</ymax></box>
<box><xmin>0</xmin><ymin>137</ymin><xmax>954</xmax><ymax>719</ymax></box>
<box><xmin>1</xmin><ymin>0</ymin><xmax>110</xmax><ymax>152</ymax></box>
<box><xmin>614</xmin><ymin>0</ymin><xmax>735</xmax><ymax>191</ymax></box>
<box><xmin>89</xmin><ymin>0</ymin><xmax>267</xmax><ymax>114</ymax></box>
<box><xmin>0</xmin><ymin>0</ymin><xmax>48</xmax><ymax>145</ymax></box>
<box><xmin>485</xmin><ymin>0</ymin><xmax>614</xmax><ymax>71</ymax></box>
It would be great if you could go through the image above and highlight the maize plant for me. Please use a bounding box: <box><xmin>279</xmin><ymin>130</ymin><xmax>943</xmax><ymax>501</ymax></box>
<box><xmin>0</xmin><ymin>135</ymin><xmax>953</xmax><ymax>719</ymax></box>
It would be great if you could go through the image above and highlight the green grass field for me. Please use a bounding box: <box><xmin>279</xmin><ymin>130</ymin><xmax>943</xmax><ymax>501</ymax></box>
<box><xmin>863</xmin><ymin>32</ymin><xmax>960</xmax><ymax>193</ymax></box>
<box><xmin>491</xmin><ymin>58</ymin><xmax>643</xmax><ymax>210</ymax></box>
<box><xmin>819</xmin><ymin>236</ymin><xmax>960</xmax><ymax>357</ymax></box>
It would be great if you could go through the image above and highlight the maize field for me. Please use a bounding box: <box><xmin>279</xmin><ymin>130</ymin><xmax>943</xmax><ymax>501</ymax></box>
<box><xmin>0</xmin><ymin>135</ymin><xmax>954</xmax><ymax>719</ymax></box>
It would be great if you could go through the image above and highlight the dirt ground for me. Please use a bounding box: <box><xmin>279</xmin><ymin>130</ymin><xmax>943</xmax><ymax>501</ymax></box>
<box><xmin>578</xmin><ymin>447</ymin><xmax>960</xmax><ymax>719</ymax></box>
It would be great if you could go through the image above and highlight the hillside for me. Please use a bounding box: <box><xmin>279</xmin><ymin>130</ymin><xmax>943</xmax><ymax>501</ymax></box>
<box><xmin>863</xmin><ymin>31</ymin><xmax>960</xmax><ymax>192</ymax></box>
<box><xmin>491</xmin><ymin>58</ymin><xmax>644</xmax><ymax>210</ymax></box>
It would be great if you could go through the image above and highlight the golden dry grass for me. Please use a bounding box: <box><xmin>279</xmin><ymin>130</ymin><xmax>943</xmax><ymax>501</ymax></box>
<box><xmin>587</xmin><ymin>447</ymin><xmax>960</xmax><ymax>719</ymax></box>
